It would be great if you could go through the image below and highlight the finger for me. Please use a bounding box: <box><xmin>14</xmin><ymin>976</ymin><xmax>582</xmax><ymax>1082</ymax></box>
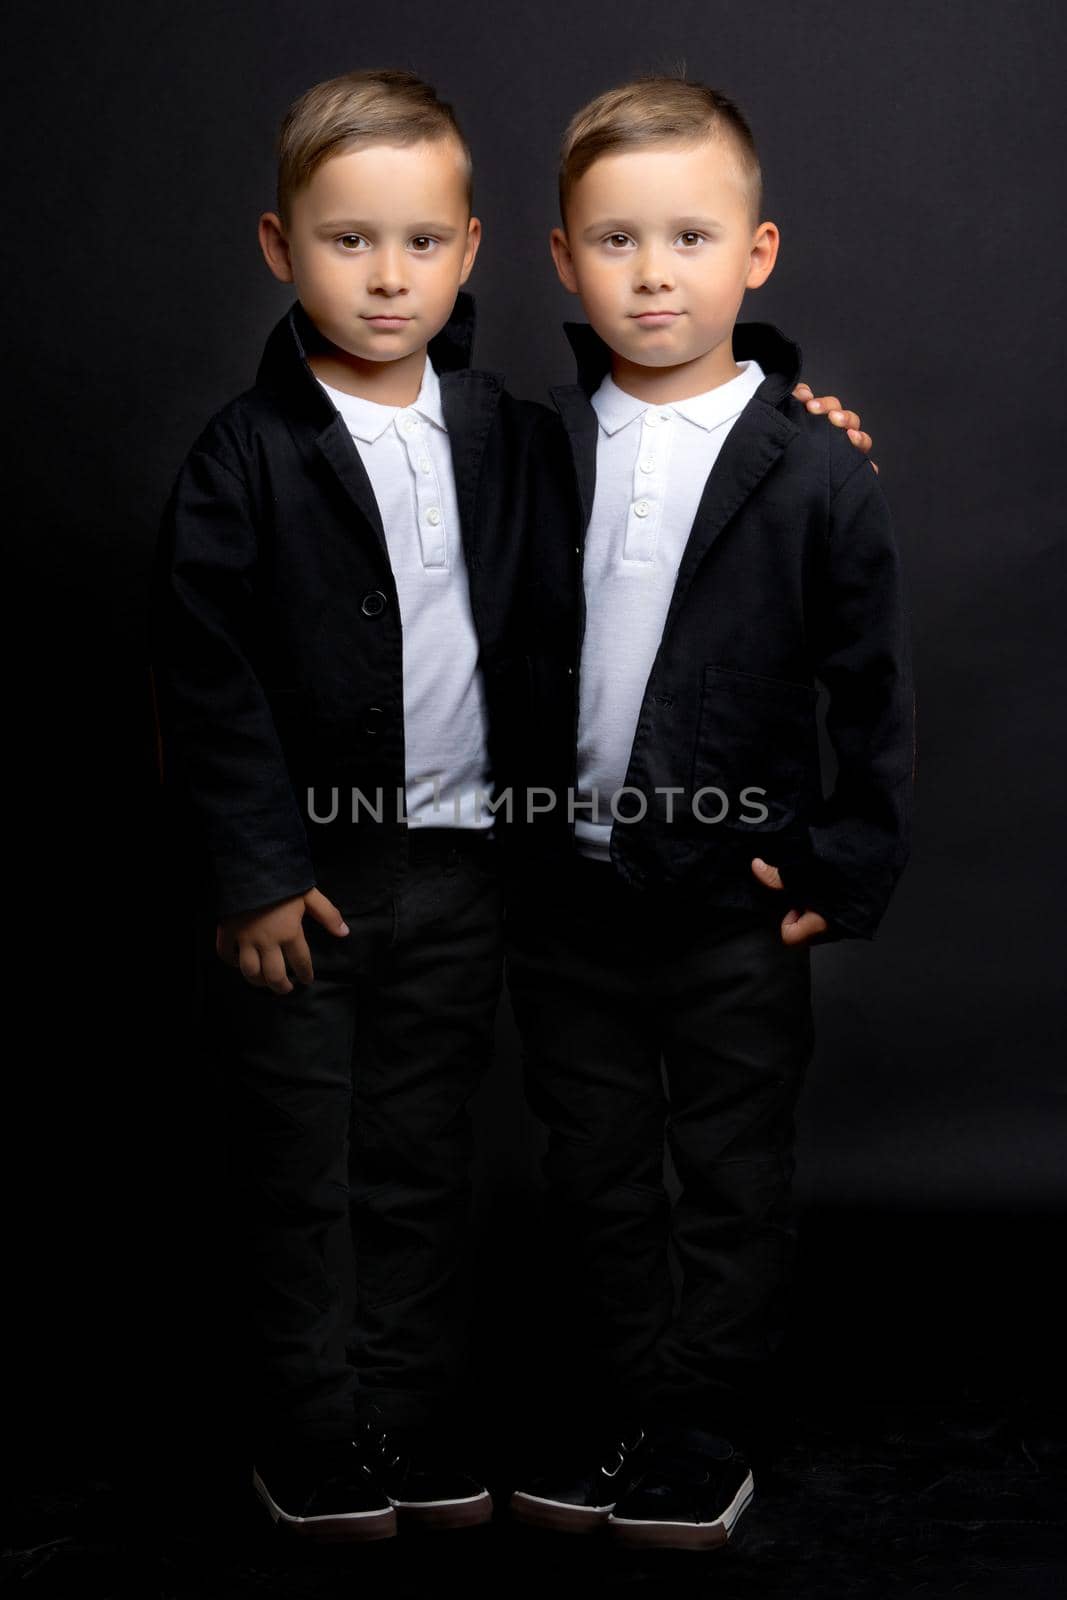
<box><xmin>805</xmin><ymin>393</ymin><xmax>841</xmax><ymax>414</ymax></box>
<box><xmin>846</xmin><ymin>428</ymin><xmax>872</xmax><ymax>454</ymax></box>
<box><xmin>782</xmin><ymin>909</ymin><xmax>827</xmax><ymax>946</ymax></box>
<box><xmin>238</xmin><ymin>942</ymin><xmax>265</xmax><ymax>985</ymax></box>
<box><xmin>304</xmin><ymin>888</ymin><xmax>350</xmax><ymax>937</ymax></box>
<box><xmin>828</xmin><ymin>408</ymin><xmax>861</xmax><ymax>431</ymax></box>
<box><xmin>751</xmin><ymin>856</ymin><xmax>783</xmax><ymax>889</ymax></box>
<box><xmin>870</xmin><ymin>459</ymin><xmax>880</xmax><ymax>475</ymax></box>
<box><xmin>792</xmin><ymin>382</ymin><xmax>813</xmax><ymax>399</ymax></box>
<box><xmin>259</xmin><ymin>945</ymin><xmax>294</xmax><ymax>997</ymax></box>
<box><xmin>284</xmin><ymin>934</ymin><xmax>316</xmax><ymax>987</ymax></box>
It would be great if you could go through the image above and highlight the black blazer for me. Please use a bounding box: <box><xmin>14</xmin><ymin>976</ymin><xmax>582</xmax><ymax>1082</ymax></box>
<box><xmin>151</xmin><ymin>292</ymin><xmax>556</xmax><ymax>919</ymax></box>
<box><xmin>523</xmin><ymin>319</ymin><xmax>917</xmax><ymax>943</ymax></box>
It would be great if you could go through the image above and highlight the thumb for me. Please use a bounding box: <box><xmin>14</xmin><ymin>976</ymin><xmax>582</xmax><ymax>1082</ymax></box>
<box><xmin>751</xmin><ymin>856</ymin><xmax>783</xmax><ymax>889</ymax></box>
<box><xmin>303</xmin><ymin>888</ymin><xmax>349</xmax><ymax>936</ymax></box>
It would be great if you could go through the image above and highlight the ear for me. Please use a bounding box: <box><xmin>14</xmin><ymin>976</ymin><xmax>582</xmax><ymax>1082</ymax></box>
<box><xmin>258</xmin><ymin>213</ymin><xmax>294</xmax><ymax>284</ymax></box>
<box><xmin>746</xmin><ymin>220</ymin><xmax>780</xmax><ymax>291</ymax></box>
<box><xmin>549</xmin><ymin>226</ymin><xmax>580</xmax><ymax>294</ymax></box>
<box><xmin>458</xmin><ymin>214</ymin><xmax>482</xmax><ymax>285</ymax></box>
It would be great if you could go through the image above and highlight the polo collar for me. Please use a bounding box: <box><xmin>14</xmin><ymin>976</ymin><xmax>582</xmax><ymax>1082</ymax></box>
<box><xmin>317</xmin><ymin>355</ymin><xmax>447</xmax><ymax>443</ymax></box>
<box><xmin>591</xmin><ymin>357</ymin><xmax>767</xmax><ymax>437</ymax></box>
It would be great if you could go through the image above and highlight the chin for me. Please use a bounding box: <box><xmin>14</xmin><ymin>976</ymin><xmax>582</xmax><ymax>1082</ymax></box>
<box><xmin>623</xmin><ymin>342</ymin><xmax>680</xmax><ymax>368</ymax></box>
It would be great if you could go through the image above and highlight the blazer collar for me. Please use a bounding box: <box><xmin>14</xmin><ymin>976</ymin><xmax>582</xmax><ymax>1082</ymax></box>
<box><xmin>254</xmin><ymin>290</ymin><xmax>499</xmax><ymax>582</ymax></box>
<box><xmin>549</xmin><ymin>319</ymin><xmax>804</xmax><ymax>615</ymax></box>
<box><xmin>255</xmin><ymin>290</ymin><xmax>478</xmax><ymax>427</ymax></box>
<box><xmin>558</xmin><ymin>317</ymin><xmax>802</xmax><ymax>407</ymax></box>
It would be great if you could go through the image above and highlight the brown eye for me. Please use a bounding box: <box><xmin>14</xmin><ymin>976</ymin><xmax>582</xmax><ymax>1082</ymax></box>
<box><xmin>410</xmin><ymin>236</ymin><xmax>435</xmax><ymax>251</ymax></box>
<box><xmin>339</xmin><ymin>235</ymin><xmax>364</xmax><ymax>250</ymax></box>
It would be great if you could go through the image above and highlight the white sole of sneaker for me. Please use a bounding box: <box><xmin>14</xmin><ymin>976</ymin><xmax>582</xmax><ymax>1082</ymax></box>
<box><xmin>510</xmin><ymin>1489</ymin><xmax>614</xmax><ymax>1533</ymax></box>
<box><xmin>389</xmin><ymin>1488</ymin><xmax>494</xmax><ymax>1530</ymax></box>
<box><xmin>253</xmin><ymin>1469</ymin><xmax>397</xmax><ymax>1542</ymax></box>
<box><xmin>607</xmin><ymin>1470</ymin><xmax>754</xmax><ymax>1550</ymax></box>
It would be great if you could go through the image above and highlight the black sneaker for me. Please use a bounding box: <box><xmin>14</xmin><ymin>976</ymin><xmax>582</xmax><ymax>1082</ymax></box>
<box><xmin>607</xmin><ymin>1423</ymin><xmax>753</xmax><ymax>1550</ymax></box>
<box><xmin>252</xmin><ymin>1438</ymin><xmax>396</xmax><ymax>1542</ymax></box>
<box><xmin>509</xmin><ymin>1427</ymin><xmax>648</xmax><ymax>1533</ymax></box>
<box><xmin>353</xmin><ymin>1417</ymin><xmax>493</xmax><ymax>1530</ymax></box>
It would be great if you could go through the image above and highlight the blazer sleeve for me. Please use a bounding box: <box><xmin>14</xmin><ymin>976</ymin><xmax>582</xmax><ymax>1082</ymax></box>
<box><xmin>780</xmin><ymin>457</ymin><xmax>917</xmax><ymax>940</ymax></box>
<box><xmin>150</xmin><ymin>442</ymin><xmax>316</xmax><ymax>920</ymax></box>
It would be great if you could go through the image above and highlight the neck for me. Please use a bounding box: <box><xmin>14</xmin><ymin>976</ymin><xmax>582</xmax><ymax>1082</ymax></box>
<box><xmin>309</xmin><ymin>344</ymin><xmax>428</xmax><ymax>406</ymax></box>
<box><xmin>608</xmin><ymin>334</ymin><xmax>742</xmax><ymax>404</ymax></box>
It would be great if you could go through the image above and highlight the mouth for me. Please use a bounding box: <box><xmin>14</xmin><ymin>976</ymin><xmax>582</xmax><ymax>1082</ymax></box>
<box><xmin>361</xmin><ymin>314</ymin><xmax>413</xmax><ymax>329</ymax></box>
<box><xmin>630</xmin><ymin>310</ymin><xmax>684</xmax><ymax>325</ymax></box>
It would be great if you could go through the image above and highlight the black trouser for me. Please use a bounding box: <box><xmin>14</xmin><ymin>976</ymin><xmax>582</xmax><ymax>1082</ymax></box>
<box><xmin>504</xmin><ymin>853</ymin><xmax>815</xmax><ymax>1451</ymax></box>
<box><xmin>201</xmin><ymin>829</ymin><xmax>503</xmax><ymax>1450</ymax></box>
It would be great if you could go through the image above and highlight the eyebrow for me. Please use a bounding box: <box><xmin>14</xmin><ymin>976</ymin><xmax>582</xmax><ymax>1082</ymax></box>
<box><xmin>580</xmin><ymin>216</ymin><xmax>724</xmax><ymax>239</ymax></box>
<box><xmin>315</xmin><ymin>220</ymin><xmax>460</xmax><ymax>234</ymax></box>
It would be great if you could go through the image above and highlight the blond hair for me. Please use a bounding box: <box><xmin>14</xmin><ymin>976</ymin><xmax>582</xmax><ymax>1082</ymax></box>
<box><xmin>559</xmin><ymin>74</ymin><xmax>762</xmax><ymax>228</ymax></box>
<box><xmin>275</xmin><ymin>68</ymin><xmax>472</xmax><ymax>226</ymax></box>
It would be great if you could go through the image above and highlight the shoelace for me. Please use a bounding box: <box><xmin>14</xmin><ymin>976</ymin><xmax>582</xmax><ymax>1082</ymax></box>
<box><xmin>358</xmin><ymin>1421</ymin><xmax>405</xmax><ymax>1471</ymax></box>
<box><xmin>599</xmin><ymin>1429</ymin><xmax>646</xmax><ymax>1478</ymax></box>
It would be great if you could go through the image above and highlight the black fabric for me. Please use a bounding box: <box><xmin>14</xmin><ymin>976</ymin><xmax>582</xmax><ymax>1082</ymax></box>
<box><xmin>505</xmin><ymin>854</ymin><xmax>815</xmax><ymax>1451</ymax></box>
<box><xmin>150</xmin><ymin>290</ymin><xmax>557</xmax><ymax>920</ymax></box>
<box><xmin>204</xmin><ymin>836</ymin><xmax>504</xmax><ymax>1448</ymax></box>
<box><xmin>521</xmin><ymin>317</ymin><xmax>916</xmax><ymax>943</ymax></box>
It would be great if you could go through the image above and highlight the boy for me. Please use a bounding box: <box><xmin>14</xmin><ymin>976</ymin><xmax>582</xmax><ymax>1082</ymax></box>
<box><xmin>151</xmin><ymin>64</ymin><xmax>869</xmax><ymax>1544</ymax></box>
<box><xmin>506</xmin><ymin>76</ymin><xmax>915</xmax><ymax>1550</ymax></box>
<box><xmin>150</xmin><ymin>67</ymin><xmax>559</xmax><ymax>1540</ymax></box>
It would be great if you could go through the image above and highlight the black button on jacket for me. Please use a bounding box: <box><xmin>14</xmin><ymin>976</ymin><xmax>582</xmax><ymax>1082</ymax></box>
<box><xmin>151</xmin><ymin>292</ymin><xmax>559</xmax><ymax>919</ymax></box>
<box><xmin>523</xmin><ymin>319</ymin><xmax>917</xmax><ymax>943</ymax></box>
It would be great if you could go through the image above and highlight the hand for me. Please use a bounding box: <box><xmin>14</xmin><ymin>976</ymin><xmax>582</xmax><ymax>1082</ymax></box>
<box><xmin>215</xmin><ymin>887</ymin><xmax>349</xmax><ymax>994</ymax></box>
<box><xmin>792</xmin><ymin>383</ymin><xmax>879</xmax><ymax>475</ymax></box>
<box><xmin>750</xmin><ymin>857</ymin><xmax>829</xmax><ymax>946</ymax></box>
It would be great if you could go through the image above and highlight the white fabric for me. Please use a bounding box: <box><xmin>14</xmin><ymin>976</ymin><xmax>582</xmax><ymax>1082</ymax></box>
<box><xmin>316</xmin><ymin>356</ymin><xmax>492</xmax><ymax>829</ymax></box>
<box><xmin>575</xmin><ymin>358</ymin><xmax>767</xmax><ymax>858</ymax></box>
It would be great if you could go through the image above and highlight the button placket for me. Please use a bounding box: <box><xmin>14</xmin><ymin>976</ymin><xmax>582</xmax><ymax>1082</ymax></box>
<box><xmin>623</xmin><ymin>409</ymin><xmax>672</xmax><ymax>562</ymax></box>
<box><xmin>396</xmin><ymin>412</ymin><xmax>447</xmax><ymax>569</ymax></box>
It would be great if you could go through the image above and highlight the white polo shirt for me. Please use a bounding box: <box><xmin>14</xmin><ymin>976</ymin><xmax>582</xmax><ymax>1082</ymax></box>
<box><xmin>575</xmin><ymin>358</ymin><xmax>767</xmax><ymax>859</ymax></box>
<box><xmin>316</xmin><ymin>356</ymin><xmax>492</xmax><ymax>830</ymax></box>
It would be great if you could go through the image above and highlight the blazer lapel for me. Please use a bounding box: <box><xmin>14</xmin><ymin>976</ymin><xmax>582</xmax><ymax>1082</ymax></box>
<box><xmin>549</xmin><ymin>383</ymin><xmax>598</xmax><ymax>536</ymax></box>
<box><xmin>259</xmin><ymin>290</ymin><xmax>485</xmax><ymax>569</ymax></box>
<box><xmin>440</xmin><ymin>368</ymin><xmax>505</xmax><ymax>576</ymax></box>
<box><xmin>660</xmin><ymin>399</ymin><xmax>798</xmax><ymax>636</ymax></box>
<box><xmin>314</xmin><ymin>417</ymin><xmax>390</xmax><ymax>562</ymax></box>
<box><xmin>554</xmin><ymin>316</ymin><xmax>804</xmax><ymax>637</ymax></box>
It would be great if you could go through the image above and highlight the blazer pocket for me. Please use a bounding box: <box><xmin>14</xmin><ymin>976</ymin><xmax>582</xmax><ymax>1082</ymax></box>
<box><xmin>691</xmin><ymin>664</ymin><xmax>817</xmax><ymax>832</ymax></box>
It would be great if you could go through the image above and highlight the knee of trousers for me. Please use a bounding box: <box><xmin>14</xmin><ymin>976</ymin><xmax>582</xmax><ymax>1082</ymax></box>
<box><xmin>543</xmin><ymin>1140</ymin><xmax>669</xmax><ymax>1215</ymax></box>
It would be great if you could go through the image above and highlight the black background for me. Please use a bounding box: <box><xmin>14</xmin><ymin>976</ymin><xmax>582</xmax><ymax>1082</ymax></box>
<box><xmin>2</xmin><ymin>0</ymin><xmax>1064</xmax><ymax>1463</ymax></box>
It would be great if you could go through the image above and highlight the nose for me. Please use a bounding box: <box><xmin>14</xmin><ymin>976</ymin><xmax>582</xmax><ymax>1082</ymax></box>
<box><xmin>367</xmin><ymin>243</ymin><xmax>408</xmax><ymax>296</ymax></box>
<box><xmin>633</xmin><ymin>242</ymin><xmax>675</xmax><ymax>293</ymax></box>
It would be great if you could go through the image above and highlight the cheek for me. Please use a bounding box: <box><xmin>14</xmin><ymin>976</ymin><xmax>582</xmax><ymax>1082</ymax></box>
<box><xmin>581</xmin><ymin>266</ymin><xmax>619</xmax><ymax>307</ymax></box>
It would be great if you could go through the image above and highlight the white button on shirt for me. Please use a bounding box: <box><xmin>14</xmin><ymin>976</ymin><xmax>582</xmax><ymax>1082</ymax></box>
<box><xmin>575</xmin><ymin>358</ymin><xmax>767</xmax><ymax>859</ymax></box>
<box><xmin>315</xmin><ymin>357</ymin><xmax>492</xmax><ymax>830</ymax></box>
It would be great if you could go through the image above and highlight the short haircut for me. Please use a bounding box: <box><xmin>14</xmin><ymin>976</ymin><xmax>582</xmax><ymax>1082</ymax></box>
<box><xmin>275</xmin><ymin>68</ymin><xmax>472</xmax><ymax>227</ymax></box>
<box><xmin>558</xmin><ymin>74</ymin><xmax>763</xmax><ymax>230</ymax></box>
